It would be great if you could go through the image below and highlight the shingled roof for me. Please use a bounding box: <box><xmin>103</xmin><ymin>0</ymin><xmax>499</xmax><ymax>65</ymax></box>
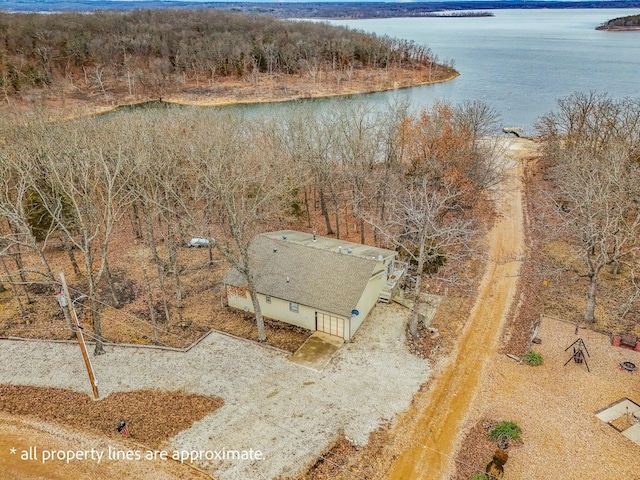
<box><xmin>224</xmin><ymin>231</ymin><xmax>396</xmax><ymax>318</ymax></box>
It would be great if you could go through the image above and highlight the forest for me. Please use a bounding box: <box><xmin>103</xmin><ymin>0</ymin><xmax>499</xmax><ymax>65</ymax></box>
<box><xmin>2</xmin><ymin>92</ymin><xmax>640</xmax><ymax>355</ymax></box>
<box><xmin>596</xmin><ymin>12</ymin><xmax>640</xmax><ymax>29</ymax></box>
<box><xmin>532</xmin><ymin>93</ymin><xmax>640</xmax><ymax>329</ymax></box>
<box><xmin>0</xmin><ymin>9</ymin><xmax>449</xmax><ymax>105</ymax></box>
<box><xmin>5</xmin><ymin>1</ymin><xmax>640</xmax><ymax>17</ymax></box>
<box><xmin>0</xmin><ymin>99</ymin><xmax>504</xmax><ymax>353</ymax></box>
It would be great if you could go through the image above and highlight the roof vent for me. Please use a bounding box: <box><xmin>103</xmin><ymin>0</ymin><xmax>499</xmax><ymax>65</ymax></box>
<box><xmin>338</xmin><ymin>246</ymin><xmax>342</xmax><ymax>256</ymax></box>
<box><xmin>312</xmin><ymin>231</ymin><xmax>317</xmax><ymax>242</ymax></box>
<box><xmin>286</xmin><ymin>276</ymin><xmax>290</xmax><ymax>283</ymax></box>
<box><xmin>377</xmin><ymin>254</ymin><xmax>384</xmax><ymax>261</ymax></box>
<box><xmin>282</xmin><ymin>234</ymin><xmax>287</xmax><ymax>240</ymax></box>
<box><xmin>273</xmin><ymin>247</ymin><xmax>278</xmax><ymax>253</ymax></box>
<box><xmin>347</xmin><ymin>248</ymin><xmax>353</xmax><ymax>254</ymax></box>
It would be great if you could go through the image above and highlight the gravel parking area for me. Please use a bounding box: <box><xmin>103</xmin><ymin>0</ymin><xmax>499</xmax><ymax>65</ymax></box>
<box><xmin>0</xmin><ymin>302</ymin><xmax>428</xmax><ymax>480</ymax></box>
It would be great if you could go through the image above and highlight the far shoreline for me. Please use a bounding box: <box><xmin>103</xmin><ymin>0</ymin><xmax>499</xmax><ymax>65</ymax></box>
<box><xmin>161</xmin><ymin>71</ymin><xmax>460</xmax><ymax>109</ymax></box>
<box><xmin>595</xmin><ymin>25</ymin><xmax>640</xmax><ymax>30</ymax></box>
<box><xmin>6</xmin><ymin>66</ymin><xmax>460</xmax><ymax>119</ymax></box>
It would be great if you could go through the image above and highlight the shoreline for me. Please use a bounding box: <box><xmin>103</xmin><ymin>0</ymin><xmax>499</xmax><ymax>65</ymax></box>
<box><xmin>3</xmin><ymin>2</ymin><xmax>640</xmax><ymax>17</ymax></box>
<box><xmin>3</xmin><ymin>67</ymin><xmax>459</xmax><ymax>119</ymax></box>
<box><xmin>162</xmin><ymin>71</ymin><xmax>460</xmax><ymax>109</ymax></box>
<box><xmin>595</xmin><ymin>25</ymin><xmax>640</xmax><ymax>30</ymax></box>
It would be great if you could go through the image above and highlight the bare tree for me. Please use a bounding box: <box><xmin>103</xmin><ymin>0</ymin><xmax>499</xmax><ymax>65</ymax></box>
<box><xmin>452</xmin><ymin>100</ymin><xmax>507</xmax><ymax>192</ymax></box>
<box><xmin>332</xmin><ymin>102</ymin><xmax>383</xmax><ymax>244</ymax></box>
<box><xmin>191</xmin><ymin>112</ymin><xmax>300</xmax><ymax>341</ymax></box>
<box><xmin>362</xmin><ymin>101</ymin><xmax>500</xmax><ymax>336</ymax></box>
<box><xmin>367</xmin><ymin>175</ymin><xmax>479</xmax><ymax>337</ymax></box>
<box><xmin>541</xmin><ymin>146</ymin><xmax>640</xmax><ymax>323</ymax></box>
<box><xmin>27</xmin><ymin>118</ymin><xmax>135</xmax><ymax>354</ymax></box>
<box><xmin>0</xmin><ymin>158</ymin><xmax>56</xmax><ymax>289</ymax></box>
<box><xmin>279</xmin><ymin>105</ymin><xmax>339</xmax><ymax>236</ymax></box>
<box><xmin>536</xmin><ymin>93</ymin><xmax>640</xmax><ymax>323</ymax></box>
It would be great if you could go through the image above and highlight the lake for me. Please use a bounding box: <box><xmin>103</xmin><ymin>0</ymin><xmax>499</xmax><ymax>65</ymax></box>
<box><xmin>324</xmin><ymin>9</ymin><xmax>640</xmax><ymax>131</ymax></box>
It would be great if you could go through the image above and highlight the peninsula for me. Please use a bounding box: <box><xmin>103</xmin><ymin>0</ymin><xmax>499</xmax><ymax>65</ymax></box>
<box><xmin>0</xmin><ymin>9</ymin><xmax>456</xmax><ymax>114</ymax></box>
<box><xmin>596</xmin><ymin>13</ymin><xmax>640</xmax><ymax>30</ymax></box>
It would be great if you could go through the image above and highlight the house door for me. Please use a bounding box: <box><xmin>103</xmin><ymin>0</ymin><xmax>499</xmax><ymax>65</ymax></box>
<box><xmin>316</xmin><ymin>313</ymin><xmax>344</xmax><ymax>338</ymax></box>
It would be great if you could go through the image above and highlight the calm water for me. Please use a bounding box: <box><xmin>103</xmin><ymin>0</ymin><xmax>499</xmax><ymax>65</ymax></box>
<box><xmin>324</xmin><ymin>9</ymin><xmax>640</xmax><ymax>130</ymax></box>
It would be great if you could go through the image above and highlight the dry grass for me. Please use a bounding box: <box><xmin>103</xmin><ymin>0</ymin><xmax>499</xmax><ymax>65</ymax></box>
<box><xmin>499</xmin><ymin>152</ymin><xmax>545</xmax><ymax>356</ymax></box>
<box><xmin>0</xmin><ymin>171</ymin><xmax>419</xmax><ymax>355</ymax></box>
<box><xmin>289</xmin><ymin>427</ymin><xmax>394</xmax><ymax>480</ymax></box>
<box><xmin>0</xmin><ymin>412</ymin><xmax>211</xmax><ymax>480</ymax></box>
<box><xmin>455</xmin><ymin>146</ymin><xmax>640</xmax><ymax>480</ymax></box>
<box><xmin>166</xmin><ymin>65</ymin><xmax>458</xmax><ymax>107</ymax></box>
<box><xmin>404</xmin><ymin>321</ymin><xmax>441</xmax><ymax>360</ymax></box>
<box><xmin>287</xmin><ymin>193</ymin><xmax>492</xmax><ymax>480</ymax></box>
<box><xmin>452</xmin><ymin>419</ymin><xmax>518</xmax><ymax>480</ymax></box>
<box><xmin>209</xmin><ymin>309</ymin><xmax>311</xmax><ymax>353</ymax></box>
<box><xmin>289</xmin><ymin>290</ymin><xmax>483</xmax><ymax>480</ymax></box>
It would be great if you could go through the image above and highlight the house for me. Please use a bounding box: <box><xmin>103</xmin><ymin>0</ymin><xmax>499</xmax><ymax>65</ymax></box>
<box><xmin>223</xmin><ymin>230</ymin><xmax>403</xmax><ymax>341</ymax></box>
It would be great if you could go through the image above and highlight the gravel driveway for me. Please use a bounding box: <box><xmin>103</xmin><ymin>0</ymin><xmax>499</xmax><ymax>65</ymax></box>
<box><xmin>0</xmin><ymin>303</ymin><xmax>429</xmax><ymax>480</ymax></box>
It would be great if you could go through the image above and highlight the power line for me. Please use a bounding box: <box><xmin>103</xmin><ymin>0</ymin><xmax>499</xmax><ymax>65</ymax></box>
<box><xmin>1</xmin><ymin>276</ymin><xmax>490</xmax><ymax>479</ymax></box>
<box><xmin>6</xmin><ymin>284</ymin><xmax>443</xmax><ymax>479</ymax></box>
<box><xmin>0</xmin><ymin>328</ymin><xmax>375</xmax><ymax>480</ymax></box>
<box><xmin>0</xmin><ymin>291</ymin><xmax>379</xmax><ymax>479</ymax></box>
<box><xmin>15</xmin><ymin>282</ymin><xmax>416</xmax><ymax>476</ymax></box>
<box><xmin>65</xmin><ymin>288</ymin><xmax>386</xmax><ymax>477</ymax></box>
<box><xmin>64</xmin><ymin>283</ymin><xmax>192</xmax><ymax>346</ymax></box>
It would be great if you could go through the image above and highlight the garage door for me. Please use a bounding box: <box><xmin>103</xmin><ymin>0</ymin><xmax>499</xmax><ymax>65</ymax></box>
<box><xmin>316</xmin><ymin>312</ymin><xmax>345</xmax><ymax>338</ymax></box>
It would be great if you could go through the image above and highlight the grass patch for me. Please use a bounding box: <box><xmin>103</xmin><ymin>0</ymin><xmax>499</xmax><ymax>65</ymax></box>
<box><xmin>488</xmin><ymin>421</ymin><xmax>521</xmax><ymax>442</ymax></box>
<box><xmin>522</xmin><ymin>350</ymin><xmax>543</xmax><ymax>366</ymax></box>
<box><xmin>469</xmin><ymin>474</ymin><xmax>489</xmax><ymax>480</ymax></box>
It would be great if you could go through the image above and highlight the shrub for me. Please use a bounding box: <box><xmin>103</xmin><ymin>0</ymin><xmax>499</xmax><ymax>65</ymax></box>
<box><xmin>522</xmin><ymin>350</ymin><xmax>543</xmax><ymax>366</ymax></box>
<box><xmin>470</xmin><ymin>473</ymin><xmax>489</xmax><ymax>480</ymax></box>
<box><xmin>488</xmin><ymin>421</ymin><xmax>521</xmax><ymax>442</ymax></box>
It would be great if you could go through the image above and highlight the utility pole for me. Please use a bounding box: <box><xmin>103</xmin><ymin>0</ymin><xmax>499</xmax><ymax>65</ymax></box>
<box><xmin>58</xmin><ymin>271</ymin><xmax>99</xmax><ymax>399</ymax></box>
<box><xmin>55</xmin><ymin>293</ymin><xmax>75</xmax><ymax>337</ymax></box>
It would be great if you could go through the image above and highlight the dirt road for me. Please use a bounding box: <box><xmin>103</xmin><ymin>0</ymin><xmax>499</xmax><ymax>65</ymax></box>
<box><xmin>387</xmin><ymin>142</ymin><xmax>526</xmax><ymax>480</ymax></box>
<box><xmin>0</xmin><ymin>413</ymin><xmax>209</xmax><ymax>480</ymax></box>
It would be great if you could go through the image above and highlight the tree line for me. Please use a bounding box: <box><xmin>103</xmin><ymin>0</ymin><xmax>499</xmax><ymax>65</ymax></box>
<box><xmin>0</xmin><ymin>99</ymin><xmax>503</xmax><ymax>351</ymax></box>
<box><xmin>596</xmin><ymin>13</ymin><xmax>640</xmax><ymax>29</ymax></box>
<box><xmin>3</xmin><ymin>92</ymin><xmax>638</xmax><ymax>348</ymax></box>
<box><xmin>535</xmin><ymin>92</ymin><xmax>640</xmax><ymax>325</ymax></box>
<box><xmin>0</xmin><ymin>9</ymin><xmax>444</xmax><ymax>101</ymax></box>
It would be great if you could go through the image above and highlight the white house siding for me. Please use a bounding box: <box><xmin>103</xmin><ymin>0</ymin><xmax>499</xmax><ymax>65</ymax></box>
<box><xmin>226</xmin><ymin>289</ymin><xmax>326</xmax><ymax>333</ymax></box>
<box><xmin>350</xmin><ymin>268</ymin><xmax>387</xmax><ymax>338</ymax></box>
<box><xmin>225</xmin><ymin>255</ymin><xmax>394</xmax><ymax>341</ymax></box>
<box><xmin>227</xmin><ymin>292</ymin><xmax>360</xmax><ymax>340</ymax></box>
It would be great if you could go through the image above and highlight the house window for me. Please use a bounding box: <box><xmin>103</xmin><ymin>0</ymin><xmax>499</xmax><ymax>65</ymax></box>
<box><xmin>289</xmin><ymin>302</ymin><xmax>299</xmax><ymax>313</ymax></box>
<box><xmin>266</xmin><ymin>296</ymin><xmax>272</xmax><ymax>304</ymax></box>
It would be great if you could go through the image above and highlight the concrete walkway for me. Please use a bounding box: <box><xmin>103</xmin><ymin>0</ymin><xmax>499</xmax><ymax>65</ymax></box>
<box><xmin>0</xmin><ymin>303</ymin><xmax>429</xmax><ymax>480</ymax></box>
<box><xmin>288</xmin><ymin>332</ymin><xmax>344</xmax><ymax>372</ymax></box>
<box><xmin>392</xmin><ymin>290</ymin><xmax>442</xmax><ymax>327</ymax></box>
